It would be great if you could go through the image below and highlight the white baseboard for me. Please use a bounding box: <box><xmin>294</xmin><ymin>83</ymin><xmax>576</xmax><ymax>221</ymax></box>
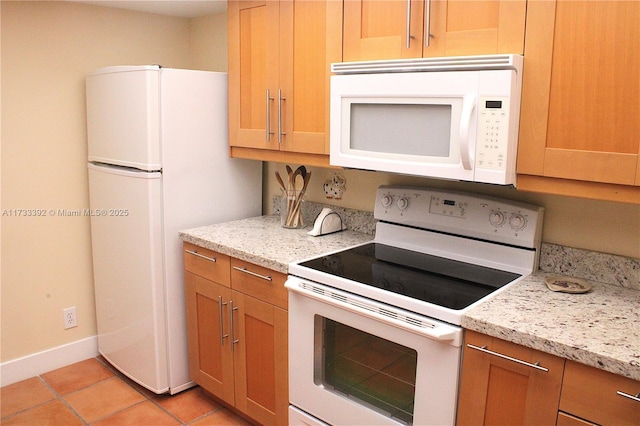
<box><xmin>1</xmin><ymin>336</ymin><xmax>99</xmax><ymax>387</ymax></box>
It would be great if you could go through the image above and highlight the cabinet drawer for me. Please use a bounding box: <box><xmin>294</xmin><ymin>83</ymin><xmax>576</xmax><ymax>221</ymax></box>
<box><xmin>457</xmin><ymin>330</ymin><xmax>564</xmax><ymax>425</ymax></box>
<box><xmin>560</xmin><ymin>360</ymin><xmax>640</xmax><ymax>425</ymax></box>
<box><xmin>231</xmin><ymin>258</ymin><xmax>287</xmax><ymax>310</ymax></box>
<box><xmin>183</xmin><ymin>242</ymin><xmax>230</xmax><ymax>287</ymax></box>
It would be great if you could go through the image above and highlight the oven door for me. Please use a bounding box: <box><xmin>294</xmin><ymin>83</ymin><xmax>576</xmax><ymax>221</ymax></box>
<box><xmin>286</xmin><ymin>277</ymin><xmax>462</xmax><ymax>426</ymax></box>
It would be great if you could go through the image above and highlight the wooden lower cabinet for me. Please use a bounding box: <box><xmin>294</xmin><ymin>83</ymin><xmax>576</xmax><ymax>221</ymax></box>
<box><xmin>232</xmin><ymin>290</ymin><xmax>288</xmax><ymax>425</ymax></box>
<box><xmin>456</xmin><ymin>330</ymin><xmax>565</xmax><ymax>425</ymax></box>
<box><xmin>458</xmin><ymin>331</ymin><xmax>640</xmax><ymax>426</ymax></box>
<box><xmin>559</xmin><ymin>360</ymin><xmax>640</xmax><ymax>426</ymax></box>
<box><xmin>185</xmin><ymin>271</ymin><xmax>235</xmax><ymax>405</ymax></box>
<box><xmin>184</xmin><ymin>243</ymin><xmax>289</xmax><ymax>425</ymax></box>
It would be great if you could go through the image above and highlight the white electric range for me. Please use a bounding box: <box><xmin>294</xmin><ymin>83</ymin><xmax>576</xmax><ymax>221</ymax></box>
<box><xmin>286</xmin><ymin>185</ymin><xmax>544</xmax><ymax>425</ymax></box>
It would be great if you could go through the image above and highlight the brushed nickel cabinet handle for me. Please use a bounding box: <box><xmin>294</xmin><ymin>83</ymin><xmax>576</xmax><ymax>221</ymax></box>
<box><xmin>229</xmin><ymin>301</ymin><xmax>239</xmax><ymax>352</ymax></box>
<box><xmin>616</xmin><ymin>390</ymin><xmax>640</xmax><ymax>403</ymax></box>
<box><xmin>278</xmin><ymin>89</ymin><xmax>286</xmax><ymax>144</ymax></box>
<box><xmin>185</xmin><ymin>249</ymin><xmax>216</xmax><ymax>263</ymax></box>
<box><xmin>232</xmin><ymin>266</ymin><xmax>272</xmax><ymax>281</ymax></box>
<box><xmin>467</xmin><ymin>344</ymin><xmax>549</xmax><ymax>372</ymax></box>
<box><xmin>406</xmin><ymin>0</ymin><xmax>412</xmax><ymax>49</ymax></box>
<box><xmin>266</xmin><ymin>89</ymin><xmax>274</xmax><ymax>142</ymax></box>
<box><xmin>218</xmin><ymin>296</ymin><xmax>229</xmax><ymax>346</ymax></box>
<box><xmin>424</xmin><ymin>0</ymin><xmax>432</xmax><ymax>47</ymax></box>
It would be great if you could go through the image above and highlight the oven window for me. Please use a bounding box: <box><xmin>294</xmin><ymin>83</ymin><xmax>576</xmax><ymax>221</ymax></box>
<box><xmin>314</xmin><ymin>317</ymin><xmax>417</xmax><ymax>425</ymax></box>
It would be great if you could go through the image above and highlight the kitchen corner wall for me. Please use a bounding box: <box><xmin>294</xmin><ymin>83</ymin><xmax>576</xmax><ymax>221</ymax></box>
<box><xmin>264</xmin><ymin>164</ymin><xmax>640</xmax><ymax>261</ymax></box>
<box><xmin>0</xmin><ymin>1</ymin><xmax>227</xmax><ymax>364</ymax></box>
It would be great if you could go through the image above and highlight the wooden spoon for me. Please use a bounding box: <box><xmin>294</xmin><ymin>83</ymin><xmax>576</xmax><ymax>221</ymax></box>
<box><xmin>275</xmin><ymin>171</ymin><xmax>287</xmax><ymax>194</ymax></box>
<box><xmin>290</xmin><ymin>170</ymin><xmax>311</xmax><ymax>227</ymax></box>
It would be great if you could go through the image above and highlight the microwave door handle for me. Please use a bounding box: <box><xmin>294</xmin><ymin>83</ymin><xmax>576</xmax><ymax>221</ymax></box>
<box><xmin>459</xmin><ymin>95</ymin><xmax>476</xmax><ymax>170</ymax></box>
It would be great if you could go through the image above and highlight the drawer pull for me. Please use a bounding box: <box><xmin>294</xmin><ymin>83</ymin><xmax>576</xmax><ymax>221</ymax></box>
<box><xmin>232</xmin><ymin>266</ymin><xmax>272</xmax><ymax>282</ymax></box>
<box><xmin>185</xmin><ymin>249</ymin><xmax>216</xmax><ymax>263</ymax></box>
<box><xmin>467</xmin><ymin>344</ymin><xmax>549</xmax><ymax>372</ymax></box>
<box><xmin>616</xmin><ymin>390</ymin><xmax>640</xmax><ymax>403</ymax></box>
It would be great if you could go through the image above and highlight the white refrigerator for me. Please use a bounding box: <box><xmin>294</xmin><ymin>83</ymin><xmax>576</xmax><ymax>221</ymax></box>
<box><xmin>86</xmin><ymin>66</ymin><xmax>262</xmax><ymax>394</ymax></box>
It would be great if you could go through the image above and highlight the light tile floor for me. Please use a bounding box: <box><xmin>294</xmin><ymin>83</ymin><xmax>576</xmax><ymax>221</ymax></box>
<box><xmin>0</xmin><ymin>357</ymin><xmax>253</xmax><ymax>425</ymax></box>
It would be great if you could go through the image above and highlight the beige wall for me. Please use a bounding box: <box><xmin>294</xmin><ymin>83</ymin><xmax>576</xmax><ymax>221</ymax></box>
<box><xmin>0</xmin><ymin>1</ymin><xmax>225</xmax><ymax>362</ymax></box>
<box><xmin>191</xmin><ymin>12</ymin><xmax>228</xmax><ymax>72</ymax></box>
<box><xmin>265</xmin><ymin>164</ymin><xmax>640</xmax><ymax>260</ymax></box>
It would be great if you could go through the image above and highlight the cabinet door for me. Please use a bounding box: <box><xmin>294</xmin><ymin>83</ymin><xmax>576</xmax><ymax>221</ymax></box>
<box><xmin>427</xmin><ymin>0</ymin><xmax>525</xmax><ymax>57</ymax></box>
<box><xmin>278</xmin><ymin>0</ymin><xmax>342</xmax><ymax>155</ymax></box>
<box><xmin>342</xmin><ymin>0</ymin><xmax>525</xmax><ymax>61</ymax></box>
<box><xmin>229</xmin><ymin>0</ymin><xmax>279</xmax><ymax>150</ymax></box>
<box><xmin>560</xmin><ymin>360</ymin><xmax>640</xmax><ymax>426</ymax></box>
<box><xmin>456</xmin><ymin>331</ymin><xmax>565</xmax><ymax>426</ymax></box>
<box><xmin>231</xmin><ymin>291</ymin><xmax>289</xmax><ymax>426</ymax></box>
<box><xmin>518</xmin><ymin>1</ymin><xmax>640</xmax><ymax>198</ymax></box>
<box><xmin>184</xmin><ymin>272</ymin><xmax>235</xmax><ymax>405</ymax></box>
<box><xmin>343</xmin><ymin>0</ymin><xmax>425</xmax><ymax>61</ymax></box>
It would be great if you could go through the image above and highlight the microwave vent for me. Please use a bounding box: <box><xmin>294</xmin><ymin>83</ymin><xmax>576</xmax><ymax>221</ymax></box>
<box><xmin>332</xmin><ymin>54</ymin><xmax>522</xmax><ymax>74</ymax></box>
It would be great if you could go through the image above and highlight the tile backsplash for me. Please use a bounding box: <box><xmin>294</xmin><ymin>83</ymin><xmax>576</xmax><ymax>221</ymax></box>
<box><xmin>272</xmin><ymin>196</ymin><xmax>375</xmax><ymax>235</ymax></box>
<box><xmin>540</xmin><ymin>243</ymin><xmax>640</xmax><ymax>291</ymax></box>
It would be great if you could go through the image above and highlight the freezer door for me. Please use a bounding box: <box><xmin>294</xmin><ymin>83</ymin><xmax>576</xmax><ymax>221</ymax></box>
<box><xmin>88</xmin><ymin>163</ymin><xmax>169</xmax><ymax>393</ymax></box>
<box><xmin>86</xmin><ymin>67</ymin><xmax>161</xmax><ymax>171</ymax></box>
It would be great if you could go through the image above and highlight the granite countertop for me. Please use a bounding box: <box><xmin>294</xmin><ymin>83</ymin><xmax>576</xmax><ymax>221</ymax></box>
<box><xmin>179</xmin><ymin>215</ymin><xmax>373</xmax><ymax>274</ymax></box>
<box><xmin>180</xmin><ymin>215</ymin><xmax>640</xmax><ymax>382</ymax></box>
<box><xmin>462</xmin><ymin>273</ymin><xmax>640</xmax><ymax>381</ymax></box>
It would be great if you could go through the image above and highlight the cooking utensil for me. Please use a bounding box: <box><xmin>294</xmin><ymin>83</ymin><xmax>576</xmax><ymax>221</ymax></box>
<box><xmin>275</xmin><ymin>171</ymin><xmax>287</xmax><ymax>194</ymax></box>
<box><xmin>280</xmin><ymin>165</ymin><xmax>310</xmax><ymax>228</ymax></box>
<box><xmin>289</xmin><ymin>170</ymin><xmax>311</xmax><ymax>227</ymax></box>
<box><xmin>286</xmin><ymin>165</ymin><xmax>294</xmax><ymax>191</ymax></box>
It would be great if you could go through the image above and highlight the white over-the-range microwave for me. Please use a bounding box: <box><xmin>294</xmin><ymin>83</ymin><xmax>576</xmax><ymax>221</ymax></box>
<box><xmin>330</xmin><ymin>54</ymin><xmax>523</xmax><ymax>185</ymax></box>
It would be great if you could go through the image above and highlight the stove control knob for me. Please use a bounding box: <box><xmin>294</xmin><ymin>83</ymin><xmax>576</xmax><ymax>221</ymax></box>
<box><xmin>381</xmin><ymin>194</ymin><xmax>394</xmax><ymax>208</ymax></box>
<box><xmin>396</xmin><ymin>197</ymin><xmax>410</xmax><ymax>210</ymax></box>
<box><xmin>509</xmin><ymin>213</ymin><xmax>527</xmax><ymax>230</ymax></box>
<box><xmin>489</xmin><ymin>210</ymin><xmax>506</xmax><ymax>226</ymax></box>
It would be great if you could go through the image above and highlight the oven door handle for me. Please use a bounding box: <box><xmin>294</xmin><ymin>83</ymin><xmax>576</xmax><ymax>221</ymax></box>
<box><xmin>286</xmin><ymin>278</ymin><xmax>461</xmax><ymax>345</ymax></box>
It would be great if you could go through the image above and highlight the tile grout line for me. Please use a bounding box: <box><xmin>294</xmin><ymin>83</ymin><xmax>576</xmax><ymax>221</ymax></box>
<box><xmin>2</xmin><ymin>357</ymin><xmax>238</xmax><ymax>425</ymax></box>
<box><xmin>91</xmin><ymin>357</ymin><xmax>187</xmax><ymax>424</ymax></box>
<box><xmin>93</xmin><ymin>356</ymin><xmax>210</xmax><ymax>425</ymax></box>
<box><xmin>0</xmin><ymin>377</ymin><xmax>60</xmax><ymax>423</ymax></box>
<box><xmin>39</xmin><ymin>374</ymin><xmax>89</xmax><ymax>425</ymax></box>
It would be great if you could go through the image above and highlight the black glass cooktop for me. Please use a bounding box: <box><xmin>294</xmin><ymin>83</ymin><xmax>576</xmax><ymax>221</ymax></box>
<box><xmin>298</xmin><ymin>242</ymin><xmax>521</xmax><ymax>310</ymax></box>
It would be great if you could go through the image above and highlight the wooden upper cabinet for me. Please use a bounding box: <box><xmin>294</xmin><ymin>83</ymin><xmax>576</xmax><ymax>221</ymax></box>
<box><xmin>228</xmin><ymin>0</ymin><xmax>341</xmax><ymax>165</ymax></box>
<box><xmin>228</xmin><ymin>1</ymin><xmax>275</xmax><ymax>150</ymax></box>
<box><xmin>342</xmin><ymin>0</ymin><xmax>526</xmax><ymax>61</ymax></box>
<box><xmin>517</xmin><ymin>0</ymin><xmax>640</xmax><ymax>203</ymax></box>
<box><xmin>343</xmin><ymin>0</ymin><xmax>425</xmax><ymax>60</ymax></box>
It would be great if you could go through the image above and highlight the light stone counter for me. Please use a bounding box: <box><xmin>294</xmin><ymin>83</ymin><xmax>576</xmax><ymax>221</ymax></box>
<box><xmin>180</xmin><ymin>215</ymin><xmax>639</xmax><ymax>382</ymax></box>
<box><xmin>179</xmin><ymin>215</ymin><xmax>373</xmax><ymax>274</ymax></box>
<box><xmin>461</xmin><ymin>273</ymin><xmax>640</xmax><ymax>381</ymax></box>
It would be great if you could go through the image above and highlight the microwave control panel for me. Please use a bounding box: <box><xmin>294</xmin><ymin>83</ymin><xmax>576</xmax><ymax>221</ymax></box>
<box><xmin>476</xmin><ymin>96</ymin><xmax>510</xmax><ymax>171</ymax></box>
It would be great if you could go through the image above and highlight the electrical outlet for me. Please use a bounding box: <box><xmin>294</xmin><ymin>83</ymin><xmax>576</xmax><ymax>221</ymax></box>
<box><xmin>63</xmin><ymin>307</ymin><xmax>77</xmax><ymax>329</ymax></box>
